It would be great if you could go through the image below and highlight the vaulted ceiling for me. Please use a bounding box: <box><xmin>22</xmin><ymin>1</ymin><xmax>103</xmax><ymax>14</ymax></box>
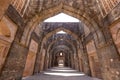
<box><xmin>24</xmin><ymin>0</ymin><xmax>102</xmax><ymax>22</ymax></box>
<box><xmin>10</xmin><ymin>0</ymin><xmax>120</xmax><ymax>55</ymax></box>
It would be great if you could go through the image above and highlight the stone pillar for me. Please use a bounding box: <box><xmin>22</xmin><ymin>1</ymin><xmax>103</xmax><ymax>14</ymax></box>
<box><xmin>76</xmin><ymin>52</ymin><xmax>81</xmax><ymax>71</ymax></box>
<box><xmin>97</xmin><ymin>33</ymin><xmax>120</xmax><ymax>80</ymax></box>
<box><xmin>95</xmin><ymin>28</ymin><xmax>120</xmax><ymax>80</ymax></box>
<box><xmin>74</xmin><ymin>53</ymin><xmax>79</xmax><ymax>70</ymax></box>
<box><xmin>67</xmin><ymin>53</ymin><xmax>71</xmax><ymax>67</ymax></box>
<box><xmin>23</xmin><ymin>39</ymin><xmax>38</xmax><ymax>77</ymax></box>
<box><xmin>43</xmin><ymin>52</ymin><xmax>48</xmax><ymax>70</ymax></box>
<box><xmin>48</xmin><ymin>54</ymin><xmax>52</xmax><ymax>68</ymax></box>
<box><xmin>0</xmin><ymin>11</ymin><xmax>27</xmax><ymax>79</ymax></box>
<box><xmin>33</xmin><ymin>44</ymin><xmax>41</xmax><ymax>74</ymax></box>
<box><xmin>77</xmin><ymin>49</ymin><xmax>82</xmax><ymax>71</ymax></box>
<box><xmin>39</xmin><ymin>49</ymin><xmax>46</xmax><ymax>71</ymax></box>
<box><xmin>45</xmin><ymin>53</ymin><xmax>50</xmax><ymax>70</ymax></box>
<box><xmin>71</xmin><ymin>54</ymin><xmax>74</xmax><ymax>69</ymax></box>
<box><xmin>51</xmin><ymin>55</ymin><xmax>54</xmax><ymax>67</ymax></box>
<box><xmin>82</xmin><ymin>47</ymin><xmax>91</xmax><ymax>76</ymax></box>
<box><xmin>96</xmin><ymin>43</ymin><xmax>120</xmax><ymax>80</ymax></box>
<box><xmin>80</xmin><ymin>40</ymin><xmax>91</xmax><ymax>75</ymax></box>
<box><xmin>23</xmin><ymin>51</ymin><xmax>36</xmax><ymax>77</ymax></box>
<box><xmin>69</xmin><ymin>53</ymin><xmax>72</xmax><ymax>68</ymax></box>
<box><xmin>0</xmin><ymin>39</ymin><xmax>10</xmax><ymax>73</ymax></box>
<box><xmin>52</xmin><ymin>53</ymin><xmax>56</xmax><ymax>67</ymax></box>
<box><xmin>0</xmin><ymin>41</ymin><xmax>28</xmax><ymax>80</ymax></box>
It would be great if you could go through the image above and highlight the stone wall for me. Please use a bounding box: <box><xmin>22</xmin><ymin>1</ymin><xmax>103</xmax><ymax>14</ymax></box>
<box><xmin>23</xmin><ymin>39</ymin><xmax>38</xmax><ymax>77</ymax></box>
<box><xmin>0</xmin><ymin>0</ymin><xmax>11</xmax><ymax>19</ymax></box>
<box><xmin>86</xmin><ymin>40</ymin><xmax>102</xmax><ymax>79</ymax></box>
<box><xmin>110</xmin><ymin>21</ymin><xmax>120</xmax><ymax>55</ymax></box>
<box><xmin>0</xmin><ymin>39</ymin><xmax>10</xmax><ymax>73</ymax></box>
<box><xmin>6</xmin><ymin>5</ymin><xmax>25</xmax><ymax>42</ymax></box>
<box><xmin>0</xmin><ymin>42</ymin><xmax>28</xmax><ymax>80</ymax></box>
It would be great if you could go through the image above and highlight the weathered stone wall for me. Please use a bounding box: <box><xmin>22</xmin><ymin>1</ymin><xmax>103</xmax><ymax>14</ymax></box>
<box><xmin>0</xmin><ymin>3</ymin><xmax>27</xmax><ymax>80</ymax></box>
<box><xmin>0</xmin><ymin>1</ymin><xmax>120</xmax><ymax>80</ymax></box>
<box><xmin>6</xmin><ymin>5</ymin><xmax>25</xmax><ymax>42</ymax></box>
<box><xmin>0</xmin><ymin>0</ymin><xmax>11</xmax><ymax>19</ymax></box>
<box><xmin>0</xmin><ymin>39</ymin><xmax>10</xmax><ymax>73</ymax></box>
<box><xmin>110</xmin><ymin>21</ymin><xmax>120</xmax><ymax>55</ymax></box>
<box><xmin>23</xmin><ymin>39</ymin><xmax>38</xmax><ymax>77</ymax></box>
<box><xmin>86</xmin><ymin>40</ymin><xmax>102</xmax><ymax>79</ymax></box>
<box><xmin>0</xmin><ymin>9</ymin><xmax>18</xmax><ymax>79</ymax></box>
<box><xmin>0</xmin><ymin>42</ymin><xmax>28</xmax><ymax>80</ymax></box>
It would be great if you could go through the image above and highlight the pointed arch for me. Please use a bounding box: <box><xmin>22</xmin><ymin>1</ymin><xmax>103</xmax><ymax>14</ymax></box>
<box><xmin>21</xmin><ymin>3</ymin><xmax>101</xmax><ymax>47</ymax></box>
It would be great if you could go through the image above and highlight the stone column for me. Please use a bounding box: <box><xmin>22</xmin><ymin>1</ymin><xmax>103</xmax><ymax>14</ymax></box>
<box><xmin>43</xmin><ymin>51</ymin><xmax>48</xmax><ymax>70</ymax></box>
<box><xmin>23</xmin><ymin>39</ymin><xmax>38</xmax><ymax>77</ymax></box>
<box><xmin>46</xmin><ymin>53</ymin><xmax>50</xmax><ymax>69</ymax></box>
<box><xmin>0</xmin><ymin>39</ymin><xmax>10</xmax><ymax>74</ymax></box>
<box><xmin>0</xmin><ymin>41</ymin><xmax>28</xmax><ymax>80</ymax></box>
<box><xmin>74</xmin><ymin>53</ymin><xmax>79</xmax><ymax>70</ymax></box>
<box><xmin>67</xmin><ymin>53</ymin><xmax>71</xmax><ymax>67</ymax></box>
<box><xmin>80</xmin><ymin>40</ymin><xmax>91</xmax><ymax>75</ymax></box>
<box><xmin>82</xmin><ymin>47</ymin><xmax>91</xmax><ymax>75</ymax></box>
<box><xmin>95</xmin><ymin>27</ymin><xmax>120</xmax><ymax>80</ymax></box>
<box><xmin>52</xmin><ymin>53</ymin><xmax>56</xmax><ymax>67</ymax></box>
<box><xmin>76</xmin><ymin>51</ymin><xmax>81</xmax><ymax>71</ymax></box>
<box><xmin>0</xmin><ymin>9</ymin><xmax>28</xmax><ymax>79</ymax></box>
<box><xmin>39</xmin><ymin>49</ymin><xmax>46</xmax><ymax>71</ymax></box>
<box><xmin>77</xmin><ymin>49</ymin><xmax>82</xmax><ymax>71</ymax></box>
<box><xmin>33</xmin><ymin>42</ymin><xmax>42</xmax><ymax>74</ymax></box>
<box><xmin>70</xmin><ymin>54</ymin><xmax>74</xmax><ymax>69</ymax></box>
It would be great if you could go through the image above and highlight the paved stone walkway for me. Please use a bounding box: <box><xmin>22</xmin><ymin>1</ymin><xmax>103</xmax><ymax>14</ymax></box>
<box><xmin>22</xmin><ymin>67</ymin><xmax>102</xmax><ymax>80</ymax></box>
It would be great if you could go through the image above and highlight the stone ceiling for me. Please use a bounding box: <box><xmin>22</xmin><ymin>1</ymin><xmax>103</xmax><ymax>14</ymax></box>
<box><xmin>25</xmin><ymin>0</ymin><xmax>101</xmax><ymax>22</ymax></box>
<box><xmin>23</xmin><ymin>0</ymin><xmax>120</xmax><ymax>55</ymax></box>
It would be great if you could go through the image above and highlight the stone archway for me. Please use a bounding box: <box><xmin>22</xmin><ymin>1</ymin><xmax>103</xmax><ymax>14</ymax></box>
<box><xmin>33</xmin><ymin>27</ymin><xmax>80</xmax><ymax>73</ymax></box>
<box><xmin>0</xmin><ymin>1</ymin><xmax>119</xmax><ymax>80</ymax></box>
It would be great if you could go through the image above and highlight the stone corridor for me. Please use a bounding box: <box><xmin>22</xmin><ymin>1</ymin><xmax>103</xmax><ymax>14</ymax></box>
<box><xmin>0</xmin><ymin>0</ymin><xmax>120</xmax><ymax>80</ymax></box>
<box><xmin>23</xmin><ymin>67</ymin><xmax>101</xmax><ymax>80</ymax></box>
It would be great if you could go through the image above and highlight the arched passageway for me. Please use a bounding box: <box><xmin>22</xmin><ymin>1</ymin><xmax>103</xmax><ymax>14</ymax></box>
<box><xmin>0</xmin><ymin>0</ymin><xmax>120</xmax><ymax>80</ymax></box>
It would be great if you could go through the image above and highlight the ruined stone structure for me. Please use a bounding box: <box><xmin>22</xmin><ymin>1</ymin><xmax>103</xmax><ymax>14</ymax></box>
<box><xmin>0</xmin><ymin>0</ymin><xmax>120</xmax><ymax>80</ymax></box>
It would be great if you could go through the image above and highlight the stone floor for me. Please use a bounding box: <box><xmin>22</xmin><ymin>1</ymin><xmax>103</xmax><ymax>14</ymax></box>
<box><xmin>22</xmin><ymin>67</ymin><xmax>102</xmax><ymax>80</ymax></box>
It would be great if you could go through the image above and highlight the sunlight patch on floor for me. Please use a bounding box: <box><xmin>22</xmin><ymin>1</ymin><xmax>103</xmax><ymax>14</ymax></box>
<box><xmin>50</xmin><ymin>69</ymin><xmax>77</xmax><ymax>72</ymax></box>
<box><xmin>43</xmin><ymin>72</ymin><xmax>85</xmax><ymax>77</ymax></box>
